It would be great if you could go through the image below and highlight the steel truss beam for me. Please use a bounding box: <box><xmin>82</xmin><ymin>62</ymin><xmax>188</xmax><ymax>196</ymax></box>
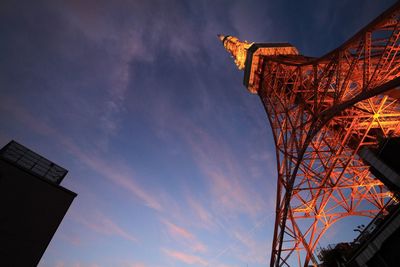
<box><xmin>253</xmin><ymin>3</ymin><xmax>400</xmax><ymax>266</ymax></box>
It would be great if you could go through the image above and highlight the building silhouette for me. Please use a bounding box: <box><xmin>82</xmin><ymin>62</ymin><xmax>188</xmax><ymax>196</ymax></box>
<box><xmin>0</xmin><ymin>140</ymin><xmax>77</xmax><ymax>266</ymax></box>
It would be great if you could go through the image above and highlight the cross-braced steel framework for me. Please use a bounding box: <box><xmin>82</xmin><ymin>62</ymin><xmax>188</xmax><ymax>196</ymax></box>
<box><xmin>220</xmin><ymin>2</ymin><xmax>400</xmax><ymax>266</ymax></box>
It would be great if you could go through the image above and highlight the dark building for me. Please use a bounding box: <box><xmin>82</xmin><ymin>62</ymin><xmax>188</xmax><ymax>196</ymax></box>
<box><xmin>318</xmin><ymin>137</ymin><xmax>400</xmax><ymax>267</ymax></box>
<box><xmin>0</xmin><ymin>140</ymin><xmax>77</xmax><ymax>266</ymax></box>
<box><xmin>347</xmin><ymin>202</ymin><xmax>400</xmax><ymax>267</ymax></box>
<box><xmin>359</xmin><ymin>137</ymin><xmax>400</xmax><ymax>193</ymax></box>
<box><xmin>318</xmin><ymin>201</ymin><xmax>400</xmax><ymax>267</ymax></box>
<box><xmin>345</xmin><ymin>138</ymin><xmax>400</xmax><ymax>267</ymax></box>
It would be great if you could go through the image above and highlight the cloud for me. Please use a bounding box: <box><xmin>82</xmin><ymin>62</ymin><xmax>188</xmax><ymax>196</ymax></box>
<box><xmin>163</xmin><ymin>249</ymin><xmax>208</xmax><ymax>266</ymax></box>
<box><xmin>163</xmin><ymin>220</ymin><xmax>194</xmax><ymax>240</ymax></box>
<box><xmin>122</xmin><ymin>262</ymin><xmax>147</xmax><ymax>267</ymax></box>
<box><xmin>69</xmin><ymin>148</ymin><xmax>163</xmax><ymax>212</ymax></box>
<box><xmin>0</xmin><ymin>96</ymin><xmax>58</xmax><ymax>137</ymax></box>
<box><xmin>209</xmin><ymin>215</ymin><xmax>270</xmax><ymax>265</ymax></box>
<box><xmin>231</xmin><ymin>229</ymin><xmax>268</xmax><ymax>264</ymax></box>
<box><xmin>162</xmin><ymin>220</ymin><xmax>207</xmax><ymax>253</ymax></box>
<box><xmin>69</xmin><ymin>263</ymin><xmax>100</xmax><ymax>267</ymax></box>
<box><xmin>1</xmin><ymin>97</ymin><xmax>164</xmax><ymax>212</ymax></box>
<box><xmin>138</xmin><ymin>90</ymin><xmax>270</xmax><ymax>220</ymax></box>
<box><xmin>55</xmin><ymin>262</ymin><xmax>66</xmax><ymax>267</ymax></box>
<box><xmin>179</xmin><ymin>119</ymin><xmax>267</xmax><ymax>219</ymax></box>
<box><xmin>186</xmin><ymin>194</ymin><xmax>216</xmax><ymax>230</ymax></box>
<box><xmin>57</xmin><ymin>130</ymin><xmax>164</xmax><ymax>212</ymax></box>
<box><xmin>132</xmin><ymin>83</ymin><xmax>274</xmax><ymax>262</ymax></box>
<box><xmin>34</xmin><ymin>0</ymin><xmax>158</xmax><ymax>148</ymax></box>
<box><xmin>58</xmin><ymin>232</ymin><xmax>82</xmax><ymax>246</ymax></box>
<box><xmin>71</xmin><ymin>209</ymin><xmax>137</xmax><ymax>243</ymax></box>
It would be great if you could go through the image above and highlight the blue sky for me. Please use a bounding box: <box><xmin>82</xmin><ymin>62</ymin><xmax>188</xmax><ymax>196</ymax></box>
<box><xmin>0</xmin><ymin>1</ymin><xmax>396</xmax><ymax>266</ymax></box>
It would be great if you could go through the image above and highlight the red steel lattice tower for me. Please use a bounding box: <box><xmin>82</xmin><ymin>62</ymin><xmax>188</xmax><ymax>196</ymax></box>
<box><xmin>220</xmin><ymin>2</ymin><xmax>400</xmax><ymax>266</ymax></box>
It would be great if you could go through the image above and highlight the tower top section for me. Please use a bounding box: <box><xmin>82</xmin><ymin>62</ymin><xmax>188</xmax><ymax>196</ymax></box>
<box><xmin>218</xmin><ymin>34</ymin><xmax>299</xmax><ymax>93</ymax></box>
<box><xmin>218</xmin><ymin>34</ymin><xmax>253</xmax><ymax>70</ymax></box>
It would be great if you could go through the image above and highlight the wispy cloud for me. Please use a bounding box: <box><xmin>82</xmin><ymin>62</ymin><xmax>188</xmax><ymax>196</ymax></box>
<box><xmin>140</xmin><ymin>91</ymin><xmax>269</xmax><ymax>220</ymax></box>
<box><xmin>1</xmin><ymin>96</ymin><xmax>58</xmax><ymax>138</ymax></box>
<box><xmin>179</xmin><ymin>119</ymin><xmax>267</xmax><ymax>219</ymax></box>
<box><xmin>50</xmin><ymin>0</ymin><xmax>205</xmax><ymax>149</ymax></box>
<box><xmin>163</xmin><ymin>220</ymin><xmax>194</xmax><ymax>240</ymax></box>
<box><xmin>162</xmin><ymin>220</ymin><xmax>207</xmax><ymax>253</ymax></box>
<box><xmin>186</xmin><ymin>194</ymin><xmax>216</xmax><ymax>230</ymax></box>
<box><xmin>45</xmin><ymin>260</ymin><xmax>103</xmax><ymax>267</ymax></box>
<box><xmin>1</xmin><ymin>98</ymin><xmax>164</xmax><ymax>212</ymax></box>
<box><xmin>58</xmin><ymin>232</ymin><xmax>82</xmax><ymax>246</ymax></box>
<box><xmin>231</xmin><ymin>229</ymin><xmax>268</xmax><ymax>264</ymax></box>
<box><xmin>68</xmin><ymin>148</ymin><xmax>163</xmax><ymax>212</ymax></box>
<box><xmin>135</xmin><ymin>88</ymin><xmax>273</xmax><ymax>264</ymax></box>
<box><xmin>71</xmin><ymin>210</ymin><xmax>137</xmax><ymax>243</ymax></box>
<box><xmin>69</xmin><ymin>263</ymin><xmax>100</xmax><ymax>267</ymax></box>
<box><xmin>209</xmin><ymin>215</ymin><xmax>270</xmax><ymax>265</ymax></box>
<box><xmin>122</xmin><ymin>262</ymin><xmax>147</xmax><ymax>267</ymax></box>
<box><xmin>55</xmin><ymin>261</ymin><xmax>66</xmax><ymax>267</ymax></box>
<box><xmin>163</xmin><ymin>249</ymin><xmax>208</xmax><ymax>266</ymax></box>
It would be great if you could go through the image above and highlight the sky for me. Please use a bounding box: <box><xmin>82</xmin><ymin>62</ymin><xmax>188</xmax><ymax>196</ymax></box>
<box><xmin>0</xmin><ymin>1</ymin><xmax>397</xmax><ymax>266</ymax></box>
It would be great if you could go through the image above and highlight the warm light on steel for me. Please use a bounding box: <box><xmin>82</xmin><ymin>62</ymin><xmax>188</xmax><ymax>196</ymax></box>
<box><xmin>219</xmin><ymin>34</ymin><xmax>299</xmax><ymax>93</ymax></box>
<box><xmin>218</xmin><ymin>34</ymin><xmax>253</xmax><ymax>70</ymax></box>
<box><xmin>219</xmin><ymin>2</ymin><xmax>400</xmax><ymax>266</ymax></box>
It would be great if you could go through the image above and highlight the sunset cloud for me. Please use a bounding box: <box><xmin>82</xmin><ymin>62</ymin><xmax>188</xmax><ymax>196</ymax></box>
<box><xmin>175</xmin><ymin>118</ymin><xmax>268</xmax><ymax>219</ymax></box>
<box><xmin>163</xmin><ymin>249</ymin><xmax>208</xmax><ymax>266</ymax></box>
<box><xmin>123</xmin><ymin>262</ymin><xmax>148</xmax><ymax>267</ymax></box>
<box><xmin>60</xmin><ymin>138</ymin><xmax>164</xmax><ymax>212</ymax></box>
<box><xmin>232</xmin><ymin>229</ymin><xmax>268</xmax><ymax>264</ymax></box>
<box><xmin>58</xmin><ymin>232</ymin><xmax>81</xmax><ymax>246</ymax></box>
<box><xmin>1</xmin><ymin>98</ymin><xmax>164</xmax><ymax>212</ymax></box>
<box><xmin>186</xmin><ymin>194</ymin><xmax>216</xmax><ymax>229</ymax></box>
<box><xmin>71</xmin><ymin>210</ymin><xmax>137</xmax><ymax>243</ymax></box>
<box><xmin>162</xmin><ymin>220</ymin><xmax>207</xmax><ymax>253</ymax></box>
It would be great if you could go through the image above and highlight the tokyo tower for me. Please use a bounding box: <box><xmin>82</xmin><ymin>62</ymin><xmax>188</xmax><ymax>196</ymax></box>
<box><xmin>219</xmin><ymin>2</ymin><xmax>400</xmax><ymax>266</ymax></box>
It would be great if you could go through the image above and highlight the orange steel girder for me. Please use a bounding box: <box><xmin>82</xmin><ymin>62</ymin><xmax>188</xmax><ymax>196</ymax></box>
<box><xmin>219</xmin><ymin>2</ymin><xmax>400</xmax><ymax>267</ymax></box>
<box><xmin>258</xmin><ymin>3</ymin><xmax>400</xmax><ymax>266</ymax></box>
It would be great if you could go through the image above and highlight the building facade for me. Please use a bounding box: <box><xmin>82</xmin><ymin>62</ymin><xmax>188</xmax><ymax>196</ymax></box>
<box><xmin>0</xmin><ymin>140</ymin><xmax>77</xmax><ymax>266</ymax></box>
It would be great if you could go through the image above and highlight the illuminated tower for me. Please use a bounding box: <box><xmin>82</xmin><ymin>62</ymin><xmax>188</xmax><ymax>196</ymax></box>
<box><xmin>219</xmin><ymin>2</ymin><xmax>400</xmax><ymax>266</ymax></box>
